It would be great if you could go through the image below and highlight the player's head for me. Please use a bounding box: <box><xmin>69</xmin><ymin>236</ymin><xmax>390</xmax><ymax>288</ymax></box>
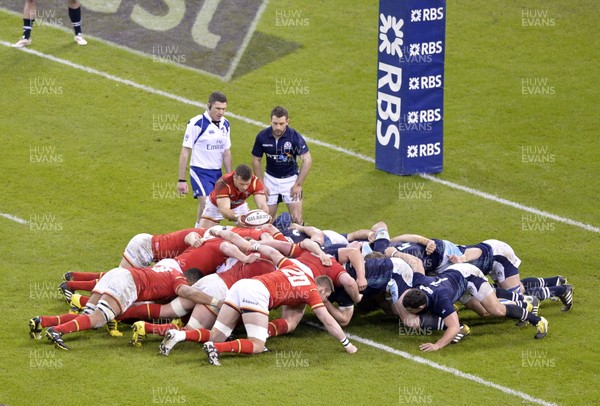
<box><xmin>207</xmin><ymin>91</ymin><xmax>227</xmax><ymax>122</ymax></box>
<box><xmin>183</xmin><ymin>268</ymin><xmax>203</xmax><ymax>285</ymax></box>
<box><xmin>270</xmin><ymin>106</ymin><xmax>289</xmax><ymax>137</ymax></box>
<box><xmin>233</xmin><ymin>164</ymin><xmax>253</xmax><ymax>192</ymax></box>
<box><xmin>315</xmin><ymin>275</ymin><xmax>334</xmax><ymax>300</ymax></box>
<box><xmin>402</xmin><ymin>288</ymin><xmax>427</xmax><ymax>314</ymax></box>
<box><xmin>365</xmin><ymin>252</ymin><xmax>386</xmax><ymax>259</ymax></box>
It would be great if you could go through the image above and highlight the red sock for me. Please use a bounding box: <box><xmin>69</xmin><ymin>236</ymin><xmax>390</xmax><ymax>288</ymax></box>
<box><xmin>184</xmin><ymin>328</ymin><xmax>211</xmax><ymax>342</ymax></box>
<box><xmin>40</xmin><ymin>313</ymin><xmax>79</xmax><ymax>327</ymax></box>
<box><xmin>54</xmin><ymin>314</ymin><xmax>92</xmax><ymax>334</ymax></box>
<box><xmin>79</xmin><ymin>295</ymin><xmax>89</xmax><ymax>306</ymax></box>
<box><xmin>119</xmin><ymin>303</ymin><xmax>162</xmax><ymax>320</ymax></box>
<box><xmin>145</xmin><ymin>322</ymin><xmax>181</xmax><ymax>336</ymax></box>
<box><xmin>67</xmin><ymin>280</ymin><xmax>97</xmax><ymax>291</ymax></box>
<box><xmin>70</xmin><ymin>272</ymin><xmax>102</xmax><ymax>281</ymax></box>
<box><xmin>268</xmin><ymin>319</ymin><xmax>289</xmax><ymax>337</ymax></box>
<box><xmin>214</xmin><ymin>339</ymin><xmax>254</xmax><ymax>354</ymax></box>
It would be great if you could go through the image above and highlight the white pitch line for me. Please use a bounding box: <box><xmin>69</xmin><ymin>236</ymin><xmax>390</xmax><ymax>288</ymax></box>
<box><xmin>306</xmin><ymin>322</ymin><xmax>557</xmax><ymax>406</ymax></box>
<box><xmin>1</xmin><ymin>39</ymin><xmax>598</xmax><ymax>235</ymax></box>
<box><xmin>0</xmin><ymin>213</ymin><xmax>29</xmax><ymax>225</ymax></box>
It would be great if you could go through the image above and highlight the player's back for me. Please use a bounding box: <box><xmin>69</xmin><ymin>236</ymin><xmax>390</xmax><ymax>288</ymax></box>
<box><xmin>218</xmin><ymin>258</ymin><xmax>276</xmax><ymax>288</ymax></box>
<box><xmin>129</xmin><ymin>266</ymin><xmax>186</xmax><ymax>301</ymax></box>
<box><xmin>152</xmin><ymin>228</ymin><xmax>205</xmax><ymax>260</ymax></box>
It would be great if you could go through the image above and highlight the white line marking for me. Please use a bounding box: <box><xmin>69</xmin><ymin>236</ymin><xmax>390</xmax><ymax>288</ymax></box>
<box><xmin>0</xmin><ymin>213</ymin><xmax>29</xmax><ymax>225</ymax></box>
<box><xmin>306</xmin><ymin>322</ymin><xmax>557</xmax><ymax>406</ymax></box>
<box><xmin>1</xmin><ymin>38</ymin><xmax>598</xmax><ymax>235</ymax></box>
<box><xmin>223</xmin><ymin>0</ymin><xmax>270</xmax><ymax>81</ymax></box>
<box><xmin>419</xmin><ymin>174</ymin><xmax>600</xmax><ymax>233</ymax></box>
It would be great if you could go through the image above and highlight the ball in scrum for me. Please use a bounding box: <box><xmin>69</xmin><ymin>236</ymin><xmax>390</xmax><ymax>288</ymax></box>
<box><xmin>239</xmin><ymin>209</ymin><xmax>272</xmax><ymax>227</ymax></box>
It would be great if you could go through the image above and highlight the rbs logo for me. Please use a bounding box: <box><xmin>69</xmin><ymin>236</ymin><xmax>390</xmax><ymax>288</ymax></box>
<box><xmin>407</xmin><ymin>143</ymin><xmax>441</xmax><ymax>158</ymax></box>
<box><xmin>411</xmin><ymin>7</ymin><xmax>444</xmax><ymax>22</ymax></box>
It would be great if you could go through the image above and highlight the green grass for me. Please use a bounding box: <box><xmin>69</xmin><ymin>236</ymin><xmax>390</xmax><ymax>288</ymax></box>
<box><xmin>1</xmin><ymin>1</ymin><xmax>599</xmax><ymax>405</ymax></box>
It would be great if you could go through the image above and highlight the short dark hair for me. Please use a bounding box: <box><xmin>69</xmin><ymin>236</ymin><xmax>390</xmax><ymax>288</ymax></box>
<box><xmin>183</xmin><ymin>268</ymin><xmax>203</xmax><ymax>285</ymax></box>
<box><xmin>270</xmin><ymin>106</ymin><xmax>288</xmax><ymax>120</ymax></box>
<box><xmin>208</xmin><ymin>91</ymin><xmax>227</xmax><ymax>106</ymax></box>
<box><xmin>234</xmin><ymin>164</ymin><xmax>253</xmax><ymax>181</ymax></box>
<box><xmin>365</xmin><ymin>252</ymin><xmax>386</xmax><ymax>259</ymax></box>
<box><xmin>402</xmin><ymin>289</ymin><xmax>427</xmax><ymax>310</ymax></box>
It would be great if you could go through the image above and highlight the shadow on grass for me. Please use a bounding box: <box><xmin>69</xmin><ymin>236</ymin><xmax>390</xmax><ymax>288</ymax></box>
<box><xmin>231</xmin><ymin>31</ymin><xmax>301</xmax><ymax>80</ymax></box>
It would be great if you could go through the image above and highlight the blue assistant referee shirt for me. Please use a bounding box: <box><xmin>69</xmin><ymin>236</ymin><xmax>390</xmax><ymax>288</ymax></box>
<box><xmin>251</xmin><ymin>126</ymin><xmax>309</xmax><ymax>178</ymax></box>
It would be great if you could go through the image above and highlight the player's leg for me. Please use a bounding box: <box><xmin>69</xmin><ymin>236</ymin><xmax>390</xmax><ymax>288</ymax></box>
<box><xmin>475</xmin><ymin>278</ymin><xmax>548</xmax><ymax>338</ymax></box>
<box><xmin>14</xmin><ymin>0</ymin><xmax>36</xmax><ymax>47</ymax></box>
<box><xmin>204</xmin><ymin>311</ymin><xmax>268</xmax><ymax>366</ymax></box>
<box><xmin>268</xmin><ymin>304</ymin><xmax>305</xmax><ymax>337</ymax></box>
<box><xmin>196</xmin><ymin>196</ymin><xmax>208</xmax><ymax>227</ymax></box>
<box><xmin>190</xmin><ymin>167</ymin><xmax>221</xmax><ymax>227</ymax></box>
<box><xmin>286</xmin><ymin>202</ymin><xmax>303</xmax><ymax>225</ymax></box>
<box><xmin>46</xmin><ymin>294</ymin><xmax>122</xmax><ymax>350</ymax></box>
<box><xmin>67</xmin><ymin>0</ymin><xmax>86</xmax><ymax>45</ymax></box>
<box><xmin>197</xmin><ymin>198</ymin><xmax>223</xmax><ymax>228</ymax></box>
<box><xmin>497</xmin><ymin>274</ymin><xmax>525</xmax><ymax>295</ymax></box>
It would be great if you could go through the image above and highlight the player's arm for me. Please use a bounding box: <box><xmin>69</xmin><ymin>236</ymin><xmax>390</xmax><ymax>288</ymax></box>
<box><xmin>254</xmin><ymin>239</ymin><xmax>294</xmax><ymax>255</ymax></box>
<box><xmin>222</xmin><ymin>149</ymin><xmax>232</xmax><ymax>173</ymax></box>
<box><xmin>392</xmin><ymin>234</ymin><xmax>436</xmax><ymax>255</ymax></box>
<box><xmin>290</xmin><ymin>223</ymin><xmax>325</xmax><ymax>246</ymax></box>
<box><xmin>419</xmin><ymin>312</ymin><xmax>460</xmax><ymax>352</ymax></box>
<box><xmin>291</xmin><ymin>152</ymin><xmax>312</xmax><ymax>199</ymax></box>
<box><xmin>323</xmin><ymin>300</ymin><xmax>354</xmax><ymax>327</ymax></box>
<box><xmin>385</xmin><ymin>248</ymin><xmax>426</xmax><ymax>275</ymax></box>
<box><xmin>346</xmin><ymin>229</ymin><xmax>372</xmax><ymax>242</ymax></box>
<box><xmin>312</xmin><ymin>306</ymin><xmax>357</xmax><ymax>353</ymax></box>
<box><xmin>251</xmin><ymin>154</ymin><xmax>263</xmax><ymax>179</ymax></box>
<box><xmin>252</xmin><ymin>243</ymin><xmax>286</xmax><ymax>265</ymax></box>
<box><xmin>253</xmin><ymin>192</ymin><xmax>269</xmax><ymax>213</ymax></box>
<box><xmin>177</xmin><ymin>147</ymin><xmax>191</xmax><ymax>194</ymax></box>
<box><xmin>338</xmin><ymin>247</ymin><xmax>367</xmax><ymax>291</ymax></box>
<box><xmin>176</xmin><ymin>284</ymin><xmax>221</xmax><ymax>308</ymax></box>
<box><xmin>338</xmin><ymin>272</ymin><xmax>362</xmax><ymax>304</ymax></box>
<box><xmin>251</xmin><ymin>155</ymin><xmax>269</xmax><ymax>197</ymax></box>
<box><xmin>209</xmin><ymin>228</ymin><xmax>252</xmax><ymax>250</ymax></box>
<box><xmin>216</xmin><ymin>197</ymin><xmax>238</xmax><ymax>222</ymax></box>
<box><xmin>298</xmin><ymin>238</ymin><xmax>331</xmax><ymax>265</ymax></box>
<box><xmin>219</xmin><ymin>241</ymin><xmax>259</xmax><ymax>264</ymax></box>
<box><xmin>448</xmin><ymin>247</ymin><xmax>483</xmax><ymax>264</ymax></box>
<box><xmin>184</xmin><ymin>231</ymin><xmax>205</xmax><ymax>248</ymax></box>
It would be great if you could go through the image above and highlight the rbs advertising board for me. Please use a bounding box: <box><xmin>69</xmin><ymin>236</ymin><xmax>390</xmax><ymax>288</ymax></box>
<box><xmin>376</xmin><ymin>0</ymin><xmax>446</xmax><ymax>175</ymax></box>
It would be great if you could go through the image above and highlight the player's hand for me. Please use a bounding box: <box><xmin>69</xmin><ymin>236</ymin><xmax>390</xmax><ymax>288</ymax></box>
<box><xmin>384</xmin><ymin>246</ymin><xmax>397</xmax><ymax>258</ymax></box>
<box><xmin>424</xmin><ymin>240</ymin><xmax>436</xmax><ymax>255</ymax></box>
<box><xmin>184</xmin><ymin>232</ymin><xmax>205</xmax><ymax>248</ymax></box>
<box><xmin>290</xmin><ymin>184</ymin><xmax>302</xmax><ymax>201</ymax></box>
<box><xmin>419</xmin><ymin>342</ymin><xmax>441</xmax><ymax>352</ymax></box>
<box><xmin>357</xmin><ymin>277</ymin><xmax>368</xmax><ymax>292</ymax></box>
<box><xmin>243</xmin><ymin>253</ymin><xmax>260</xmax><ymax>263</ymax></box>
<box><xmin>207</xmin><ymin>225</ymin><xmax>225</xmax><ymax>237</ymax></box>
<box><xmin>345</xmin><ymin>343</ymin><xmax>358</xmax><ymax>354</ymax></box>
<box><xmin>448</xmin><ymin>254</ymin><xmax>465</xmax><ymax>264</ymax></box>
<box><xmin>319</xmin><ymin>253</ymin><xmax>332</xmax><ymax>266</ymax></box>
<box><xmin>178</xmin><ymin>182</ymin><xmax>188</xmax><ymax>194</ymax></box>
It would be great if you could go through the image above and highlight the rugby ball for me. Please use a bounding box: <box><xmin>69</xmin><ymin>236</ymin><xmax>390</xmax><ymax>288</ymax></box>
<box><xmin>239</xmin><ymin>209</ymin><xmax>272</xmax><ymax>227</ymax></box>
